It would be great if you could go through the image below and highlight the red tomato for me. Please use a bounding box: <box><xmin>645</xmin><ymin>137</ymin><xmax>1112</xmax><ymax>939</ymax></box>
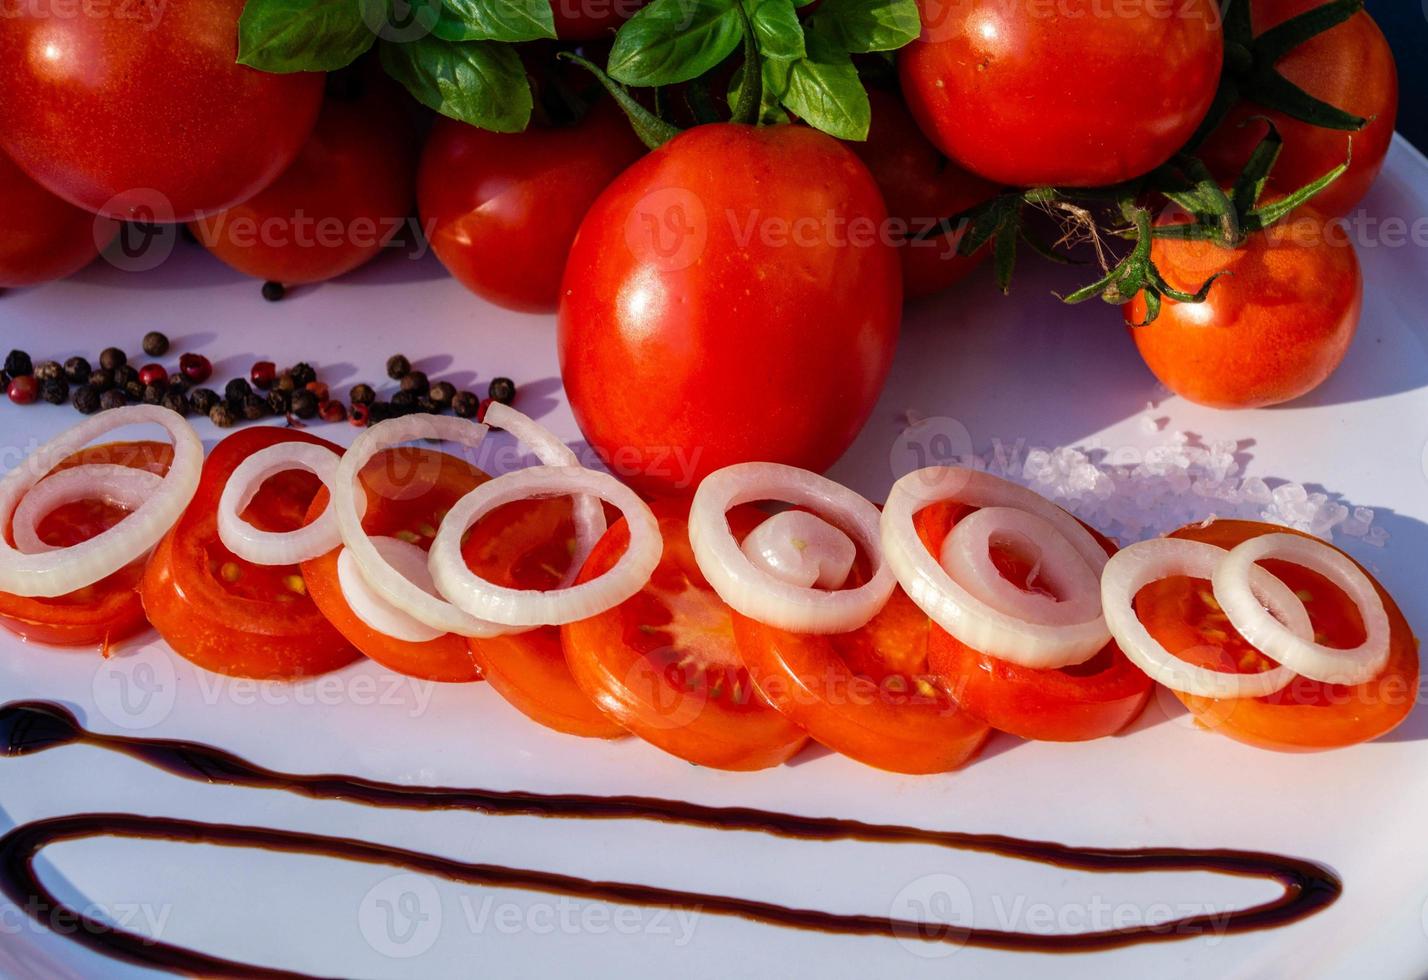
<box><xmin>1125</xmin><ymin>203</ymin><xmax>1362</xmax><ymax>408</ymax></box>
<box><xmin>1136</xmin><ymin>520</ymin><xmax>1418</xmax><ymax>751</ymax></box>
<box><xmin>847</xmin><ymin>89</ymin><xmax>1001</xmax><ymax>299</ymax></box>
<box><xmin>419</xmin><ymin>100</ymin><xmax>644</xmax><ymax>313</ymax></box>
<box><xmin>1198</xmin><ymin>0</ymin><xmax>1397</xmax><ymax>218</ymax></box>
<box><xmin>190</xmin><ymin>82</ymin><xmax>417</xmax><ymax>285</ymax></box>
<box><xmin>559</xmin><ymin>123</ymin><xmax>901</xmax><ymax>496</ymax></box>
<box><xmin>898</xmin><ymin>0</ymin><xmax>1223</xmax><ymax>186</ymax></box>
<box><xmin>466</xmin><ymin>497</ymin><xmax>626</xmax><ymax>738</ymax></box>
<box><xmin>0</xmin><ymin>0</ymin><xmax>323</xmax><ymax>221</ymax></box>
<box><xmin>550</xmin><ymin>0</ymin><xmax>647</xmax><ymax>39</ymax></box>
<box><xmin>918</xmin><ymin>502</ymin><xmax>1153</xmax><ymax>742</ymax></box>
<box><xmin>0</xmin><ymin>442</ymin><xmax>173</xmax><ymax>648</ymax></box>
<box><xmin>301</xmin><ymin>449</ymin><xmax>488</xmax><ymax>684</ymax></box>
<box><xmin>562</xmin><ymin>502</ymin><xmax>809</xmax><ymax>769</ymax></box>
<box><xmin>0</xmin><ymin>150</ymin><xmax>119</xmax><ymax>289</ymax></box>
<box><xmin>141</xmin><ymin>428</ymin><xmax>360</xmax><ymax>679</ymax></box>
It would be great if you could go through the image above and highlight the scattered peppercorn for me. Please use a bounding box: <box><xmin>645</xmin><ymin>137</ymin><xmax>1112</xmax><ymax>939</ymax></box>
<box><xmin>319</xmin><ymin>400</ymin><xmax>347</xmax><ymax>423</ymax></box>
<box><xmin>209</xmin><ymin>403</ymin><xmax>236</xmax><ymax>428</ymax></box>
<box><xmin>100</xmin><ymin>389</ymin><xmax>128</xmax><ymax>412</ymax></box>
<box><xmin>399</xmin><ymin>371</ymin><xmax>429</xmax><ymax>396</ymax></box>
<box><xmin>225</xmin><ymin>378</ymin><xmax>253</xmax><ymax>403</ymax></box>
<box><xmin>241</xmin><ymin>394</ymin><xmax>268</xmax><ymax>421</ymax></box>
<box><xmin>275</xmin><ymin>372</ymin><xmax>296</xmax><ymax>393</ymax></box>
<box><xmin>63</xmin><ymin>356</ymin><xmax>91</xmax><ymax>385</ymax></box>
<box><xmin>428</xmin><ymin>381</ymin><xmax>456</xmax><ymax>409</ymax></box>
<box><xmin>349</xmin><ymin>383</ymin><xmax>376</xmax><ymax>406</ymax></box>
<box><xmin>138</xmin><ymin>363</ymin><xmax>168</xmax><ymax>387</ymax></box>
<box><xmin>142</xmin><ymin>384</ymin><xmax>164</xmax><ymax>405</ymax></box>
<box><xmin>386</xmin><ymin>354</ymin><xmax>411</xmax><ymax>380</ymax></box>
<box><xmin>190</xmin><ymin>388</ymin><xmax>220</xmax><ymax>415</ymax></box>
<box><xmin>266</xmin><ymin>390</ymin><xmax>290</xmax><ymax>416</ymax></box>
<box><xmin>99</xmin><ymin>347</ymin><xmax>126</xmax><ymax>371</ymax></box>
<box><xmin>414</xmin><ymin>395</ymin><xmax>437</xmax><ymax>414</ymax></box>
<box><xmin>451</xmin><ymin>391</ymin><xmax>479</xmax><ymax>419</ymax></box>
<box><xmin>33</xmin><ymin>361</ymin><xmax>61</xmax><ymax>383</ymax></box>
<box><xmin>250</xmin><ymin>361</ymin><xmax>276</xmax><ymax>389</ymax></box>
<box><xmin>72</xmin><ymin>385</ymin><xmax>100</xmax><ymax>415</ymax></box>
<box><xmin>349</xmin><ymin>402</ymin><xmax>371</xmax><ymax>427</ymax></box>
<box><xmin>390</xmin><ymin>390</ymin><xmax>417</xmax><ymax>415</ymax></box>
<box><xmin>179</xmin><ymin>352</ymin><xmax>212</xmax><ymax>384</ymax></box>
<box><xmin>305</xmin><ymin>381</ymin><xmax>329</xmax><ymax>403</ymax></box>
<box><xmin>261</xmin><ymin>280</ymin><xmax>286</xmax><ymax>302</ymax></box>
<box><xmin>168</xmin><ymin>375</ymin><xmax>192</xmax><ymax>395</ymax></box>
<box><xmin>124</xmin><ymin>379</ymin><xmax>146</xmax><ymax>402</ymax></box>
<box><xmin>367</xmin><ymin>402</ymin><xmax>393</xmax><ymax>425</ymax></box>
<box><xmin>0</xmin><ymin>372</ymin><xmax>8</xmax><ymax>391</ymax></box>
<box><xmin>142</xmin><ymin>331</ymin><xmax>169</xmax><ymax>357</ymax></box>
<box><xmin>289</xmin><ymin>362</ymin><xmax>317</xmax><ymax>387</ymax></box>
<box><xmin>488</xmin><ymin>376</ymin><xmax>516</xmax><ymax>405</ymax></box>
<box><xmin>40</xmin><ymin>379</ymin><xmax>69</xmax><ymax>405</ymax></box>
<box><xmin>89</xmin><ymin>369</ymin><xmax>115</xmax><ymax>392</ymax></box>
<box><xmin>117</xmin><ymin>366</ymin><xmax>140</xmax><ymax>390</ymax></box>
<box><xmin>161</xmin><ymin>390</ymin><xmax>190</xmax><ymax>416</ymax></box>
<box><xmin>7</xmin><ymin>376</ymin><xmax>39</xmax><ymax>405</ymax></box>
<box><xmin>4</xmin><ymin>350</ymin><xmax>33</xmax><ymax>378</ymax></box>
<box><xmin>290</xmin><ymin>389</ymin><xmax>319</xmax><ymax>419</ymax></box>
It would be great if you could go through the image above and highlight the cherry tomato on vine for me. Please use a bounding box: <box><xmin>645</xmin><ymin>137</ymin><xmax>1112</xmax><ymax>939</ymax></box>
<box><xmin>191</xmin><ymin>80</ymin><xmax>417</xmax><ymax>285</ymax></box>
<box><xmin>1136</xmin><ymin>519</ymin><xmax>1418</xmax><ymax>751</ymax></box>
<box><xmin>0</xmin><ymin>151</ymin><xmax>119</xmax><ymax>289</ymax></box>
<box><xmin>0</xmin><ymin>442</ymin><xmax>172</xmax><ymax>648</ymax></box>
<box><xmin>1125</xmin><ymin>203</ymin><xmax>1362</xmax><ymax>409</ymax></box>
<box><xmin>0</xmin><ymin>0</ymin><xmax>323</xmax><ymax>221</ymax></box>
<box><xmin>1199</xmin><ymin>0</ymin><xmax>1397</xmax><ymax>218</ymax></box>
<box><xmin>898</xmin><ymin>0</ymin><xmax>1223</xmax><ymax>187</ymax></box>
<box><xmin>559</xmin><ymin>123</ymin><xmax>901</xmax><ymax>496</ymax></box>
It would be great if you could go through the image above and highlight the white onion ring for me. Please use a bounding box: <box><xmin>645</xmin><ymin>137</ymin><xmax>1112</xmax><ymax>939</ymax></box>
<box><xmin>335</xmin><ymin>415</ymin><xmax>498</xmax><ymax>637</ymax></box>
<box><xmin>429</xmin><ymin>465</ymin><xmax>660</xmax><ymax>628</ymax></box>
<box><xmin>11</xmin><ymin>465</ymin><xmax>164</xmax><ymax>555</ymax></box>
<box><xmin>217</xmin><ymin>443</ymin><xmax>355</xmax><ymax>566</ymax></box>
<box><xmin>881</xmin><ymin>467</ymin><xmax>1111</xmax><ymax>668</ymax></box>
<box><xmin>1102</xmin><ymin>538</ymin><xmax>1308</xmax><ymax>698</ymax></box>
<box><xmin>1212</xmin><ymin>533</ymin><xmax>1391</xmax><ymax>686</ymax></box>
<box><xmin>940</xmin><ymin>506</ymin><xmax>1102</xmax><ymax>628</ymax></box>
<box><xmin>741</xmin><ymin>510</ymin><xmax>856</xmax><ymax>590</ymax></box>
<box><xmin>687</xmin><ymin>463</ymin><xmax>895</xmax><ymax>635</ymax></box>
<box><xmin>337</xmin><ymin>538</ymin><xmax>445</xmax><ymax>644</ymax></box>
<box><xmin>481</xmin><ymin>402</ymin><xmax>605</xmax><ymax>584</ymax></box>
<box><xmin>0</xmin><ymin>406</ymin><xmax>202</xmax><ymax>597</ymax></box>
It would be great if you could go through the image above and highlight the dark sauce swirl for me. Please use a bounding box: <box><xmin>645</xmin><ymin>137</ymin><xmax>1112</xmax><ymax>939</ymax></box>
<box><xmin>1</xmin><ymin>701</ymin><xmax>1339</xmax><ymax>975</ymax></box>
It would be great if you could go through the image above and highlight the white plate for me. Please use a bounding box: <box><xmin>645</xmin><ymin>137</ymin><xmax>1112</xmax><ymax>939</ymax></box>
<box><xmin>2</xmin><ymin>138</ymin><xmax>1427</xmax><ymax>980</ymax></box>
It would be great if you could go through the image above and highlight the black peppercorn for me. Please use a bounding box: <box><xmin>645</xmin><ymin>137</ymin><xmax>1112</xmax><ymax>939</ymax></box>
<box><xmin>161</xmin><ymin>390</ymin><xmax>190</xmax><ymax>416</ymax></box>
<box><xmin>124</xmin><ymin>379</ymin><xmax>146</xmax><ymax>402</ymax></box>
<box><xmin>289</xmin><ymin>362</ymin><xmax>317</xmax><ymax>387</ymax></box>
<box><xmin>349</xmin><ymin>383</ymin><xmax>376</xmax><ymax>406</ymax></box>
<box><xmin>209</xmin><ymin>403</ymin><xmax>236</xmax><ymax>428</ymax></box>
<box><xmin>142</xmin><ymin>384</ymin><xmax>164</xmax><ymax>405</ymax></box>
<box><xmin>390</xmin><ymin>390</ymin><xmax>417</xmax><ymax>415</ymax></box>
<box><xmin>89</xmin><ymin>368</ymin><xmax>114</xmax><ymax>392</ymax></box>
<box><xmin>142</xmin><ymin>331</ymin><xmax>169</xmax><ymax>357</ymax></box>
<box><xmin>488</xmin><ymin>377</ymin><xmax>516</xmax><ymax>405</ymax></box>
<box><xmin>40</xmin><ymin>378</ymin><xmax>69</xmax><ymax>405</ymax></box>
<box><xmin>63</xmin><ymin>356</ymin><xmax>91</xmax><ymax>385</ymax></box>
<box><xmin>241</xmin><ymin>394</ymin><xmax>268</xmax><ymax>420</ymax></box>
<box><xmin>225</xmin><ymin>378</ymin><xmax>253</xmax><ymax>403</ymax></box>
<box><xmin>261</xmin><ymin>280</ymin><xmax>286</xmax><ymax>302</ymax></box>
<box><xmin>72</xmin><ymin>385</ymin><xmax>101</xmax><ymax>415</ymax></box>
<box><xmin>428</xmin><ymin>381</ymin><xmax>456</xmax><ymax>408</ymax></box>
<box><xmin>190</xmin><ymin>388</ymin><xmax>220</xmax><ymax>415</ymax></box>
<box><xmin>117</xmin><ymin>364</ymin><xmax>140</xmax><ymax>388</ymax></box>
<box><xmin>4</xmin><ymin>350</ymin><xmax>33</xmax><ymax>378</ymax></box>
<box><xmin>100</xmin><ymin>389</ymin><xmax>128</xmax><ymax>412</ymax></box>
<box><xmin>274</xmin><ymin>372</ymin><xmax>296</xmax><ymax>394</ymax></box>
<box><xmin>99</xmin><ymin>347</ymin><xmax>127</xmax><ymax>371</ymax></box>
<box><xmin>451</xmin><ymin>391</ymin><xmax>479</xmax><ymax>419</ymax></box>
<box><xmin>167</xmin><ymin>375</ymin><xmax>191</xmax><ymax>395</ymax></box>
<box><xmin>415</xmin><ymin>395</ymin><xmax>438</xmax><ymax>414</ymax></box>
<box><xmin>33</xmin><ymin>360</ymin><xmax>61</xmax><ymax>383</ymax></box>
<box><xmin>290</xmin><ymin>389</ymin><xmax>319</xmax><ymax>419</ymax></box>
<box><xmin>266</xmin><ymin>389</ymin><xmax>291</xmax><ymax>416</ymax></box>
<box><xmin>386</xmin><ymin>354</ymin><xmax>411</xmax><ymax>380</ymax></box>
<box><xmin>399</xmin><ymin>371</ymin><xmax>429</xmax><ymax>395</ymax></box>
<box><xmin>367</xmin><ymin>402</ymin><xmax>393</xmax><ymax>425</ymax></box>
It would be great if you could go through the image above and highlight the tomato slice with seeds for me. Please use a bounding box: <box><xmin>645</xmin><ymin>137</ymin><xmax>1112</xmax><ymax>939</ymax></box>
<box><xmin>1136</xmin><ymin>519</ymin><xmax>1419</xmax><ymax>752</ymax></box>
<box><xmin>301</xmin><ymin>448</ymin><xmax>487</xmax><ymax>684</ymax></box>
<box><xmin>140</xmin><ymin>427</ymin><xmax>360</xmax><ymax>679</ymax></box>
<box><xmin>562</xmin><ymin>501</ymin><xmax>809</xmax><ymax>770</ymax></box>
<box><xmin>921</xmin><ymin>502</ymin><xmax>1154</xmax><ymax>742</ymax></box>
<box><xmin>0</xmin><ymin>441</ymin><xmax>173</xmax><ymax>648</ymax></box>
<box><xmin>465</xmin><ymin>497</ymin><xmax>625</xmax><ymax>739</ymax></box>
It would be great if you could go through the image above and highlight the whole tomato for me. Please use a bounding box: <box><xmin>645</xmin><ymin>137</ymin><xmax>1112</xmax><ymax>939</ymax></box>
<box><xmin>1198</xmin><ymin>0</ymin><xmax>1397</xmax><ymax>218</ymax></box>
<box><xmin>0</xmin><ymin>0</ymin><xmax>323</xmax><ymax>221</ymax></box>
<box><xmin>848</xmin><ymin>89</ymin><xmax>1001</xmax><ymax>299</ymax></box>
<box><xmin>551</xmin><ymin>0</ymin><xmax>647</xmax><ymax>38</ymax></box>
<box><xmin>190</xmin><ymin>81</ymin><xmax>417</xmax><ymax>285</ymax></box>
<box><xmin>1124</xmin><ymin>205</ymin><xmax>1361</xmax><ymax>409</ymax></box>
<box><xmin>558</xmin><ymin>123</ymin><xmax>902</xmax><ymax>496</ymax></box>
<box><xmin>419</xmin><ymin>99</ymin><xmax>645</xmax><ymax>313</ymax></box>
<box><xmin>0</xmin><ymin>150</ymin><xmax>119</xmax><ymax>289</ymax></box>
<box><xmin>898</xmin><ymin>0</ymin><xmax>1223</xmax><ymax>186</ymax></box>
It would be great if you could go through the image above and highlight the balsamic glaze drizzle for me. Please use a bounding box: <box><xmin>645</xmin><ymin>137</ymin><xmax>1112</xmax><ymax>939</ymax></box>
<box><xmin>0</xmin><ymin>701</ymin><xmax>1339</xmax><ymax>976</ymax></box>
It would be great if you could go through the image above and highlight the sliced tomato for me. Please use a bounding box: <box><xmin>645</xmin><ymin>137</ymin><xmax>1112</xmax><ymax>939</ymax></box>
<box><xmin>921</xmin><ymin>501</ymin><xmax>1154</xmax><ymax>742</ymax></box>
<box><xmin>140</xmin><ymin>427</ymin><xmax>360</xmax><ymax>679</ymax></box>
<box><xmin>562</xmin><ymin>502</ymin><xmax>809</xmax><ymax>770</ymax></box>
<box><xmin>465</xmin><ymin>497</ymin><xmax>625</xmax><ymax>739</ymax></box>
<box><xmin>1136</xmin><ymin>519</ymin><xmax>1419</xmax><ymax>752</ymax></box>
<box><xmin>301</xmin><ymin>448</ymin><xmax>486</xmax><ymax>683</ymax></box>
<box><xmin>0</xmin><ymin>441</ymin><xmax>173</xmax><ymax>648</ymax></box>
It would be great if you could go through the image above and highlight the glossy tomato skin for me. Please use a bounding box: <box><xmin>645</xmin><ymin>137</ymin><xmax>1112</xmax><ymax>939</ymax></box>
<box><xmin>191</xmin><ymin>82</ymin><xmax>417</xmax><ymax>285</ymax></box>
<box><xmin>847</xmin><ymin>90</ymin><xmax>1001</xmax><ymax>299</ymax></box>
<box><xmin>0</xmin><ymin>150</ymin><xmax>119</xmax><ymax>289</ymax></box>
<box><xmin>550</xmin><ymin>0</ymin><xmax>647</xmax><ymax>39</ymax></box>
<box><xmin>559</xmin><ymin>123</ymin><xmax>902</xmax><ymax>496</ymax></box>
<box><xmin>1125</xmin><ymin>204</ymin><xmax>1362</xmax><ymax>408</ymax></box>
<box><xmin>1198</xmin><ymin>0</ymin><xmax>1397</xmax><ymax>218</ymax></box>
<box><xmin>1140</xmin><ymin>520</ymin><xmax>1418</xmax><ymax>752</ymax></box>
<box><xmin>0</xmin><ymin>442</ymin><xmax>172</xmax><ymax>647</ymax></box>
<box><xmin>0</xmin><ymin>0</ymin><xmax>323</xmax><ymax>221</ymax></box>
<box><xmin>898</xmin><ymin>0</ymin><xmax>1223</xmax><ymax>186</ymax></box>
<box><xmin>419</xmin><ymin>100</ymin><xmax>644</xmax><ymax>313</ymax></box>
<box><xmin>141</xmin><ymin>428</ymin><xmax>360</xmax><ymax>679</ymax></box>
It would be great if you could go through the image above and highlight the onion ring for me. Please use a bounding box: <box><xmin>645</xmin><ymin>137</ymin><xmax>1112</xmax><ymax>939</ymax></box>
<box><xmin>741</xmin><ymin>510</ymin><xmax>856</xmax><ymax>590</ymax></box>
<box><xmin>688</xmin><ymin>463</ymin><xmax>894</xmax><ymax>635</ymax></box>
<box><xmin>337</xmin><ymin>537</ymin><xmax>445</xmax><ymax>644</ymax></box>
<box><xmin>881</xmin><ymin>467</ymin><xmax>1111</xmax><ymax>668</ymax></box>
<box><xmin>1212</xmin><ymin>533</ymin><xmax>1391</xmax><ymax>686</ymax></box>
<box><xmin>0</xmin><ymin>406</ymin><xmax>202</xmax><ymax>597</ymax></box>
<box><xmin>11</xmin><ymin>465</ymin><xmax>164</xmax><ymax>555</ymax></box>
<box><xmin>217</xmin><ymin>443</ymin><xmax>355</xmax><ymax>566</ymax></box>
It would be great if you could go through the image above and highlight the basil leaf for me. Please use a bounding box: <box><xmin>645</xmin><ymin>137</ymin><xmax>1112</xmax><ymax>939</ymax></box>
<box><xmin>608</xmin><ymin>0</ymin><xmax>744</xmax><ymax>87</ymax></box>
<box><xmin>748</xmin><ymin>0</ymin><xmax>804</xmax><ymax>61</ymax></box>
<box><xmin>237</xmin><ymin>0</ymin><xmax>377</xmax><ymax>72</ymax></box>
<box><xmin>432</xmin><ymin>0</ymin><xmax>556</xmax><ymax>42</ymax></box>
<box><xmin>381</xmin><ymin>36</ymin><xmax>532</xmax><ymax>132</ymax></box>
<box><xmin>728</xmin><ymin>56</ymin><xmax>792</xmax><ymax>125</ymax></box>
<box><xmin>779</xmin><ymin>33</ymin><xmax>869</xmax><ymax>140</ymax></box>
<box><xmin>810</xmin><ymin>0</ymin><xmax>919</xmax><ymax>54</ymax></box>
